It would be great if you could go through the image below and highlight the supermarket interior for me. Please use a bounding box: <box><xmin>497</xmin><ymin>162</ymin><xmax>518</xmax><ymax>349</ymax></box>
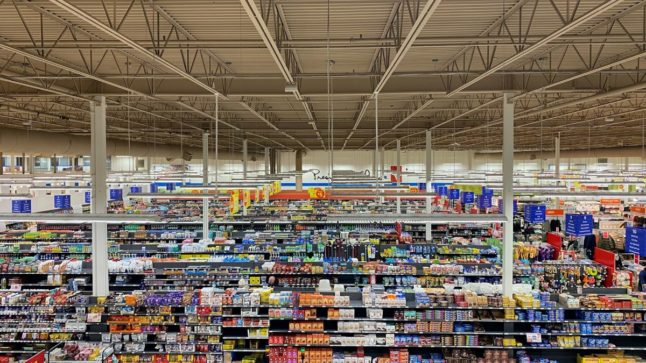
<box><xmin>4</xmin><ymin>1</ymin><xmax>646</xmax><ymax>363</ymax></box>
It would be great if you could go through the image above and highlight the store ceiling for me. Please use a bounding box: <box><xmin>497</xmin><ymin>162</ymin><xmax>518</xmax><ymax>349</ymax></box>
<box><xmin>0</xmin><ymin>0</ymin><xmax>645</xmax><ymax>153</ymax></box>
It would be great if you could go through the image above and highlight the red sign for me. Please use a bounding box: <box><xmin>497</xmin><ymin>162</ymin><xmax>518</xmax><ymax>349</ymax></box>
<box><xmin>25</xmin><ymin>351</ymin><xmax>45</xmax><ymax>363</ymax></box>
<box><xmin>600</xmin><ymin>199</ymin><xmax>622</xmax><ymax>205</ymax></box>
<box><xmin>631</xmin><ymin>206</ymin><xmax>646</xmax><ymax>214</ymax></box>
<box><xmin>545</xmin><ymin>209</ymin><xmax>564</xmax><ymax>216</ymax></box>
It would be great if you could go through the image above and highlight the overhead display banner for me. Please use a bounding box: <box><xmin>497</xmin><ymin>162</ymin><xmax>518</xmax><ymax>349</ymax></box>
<box><xmin>11</xmin><ymin>200</ymin><xmax>31</xmax><ymax>214</ymax></box>
<box><xmin>448</xmin><ymin>189</ymin><xmax>460</xmax><ymax>200</ymax></box>
<box><xmin>524</xmin><ymin>204</ymin><xmax>546</xmax><ymax>224</ymax></box>
<box><xmin>461</xmin><ymin>191</ymin><xmax>475</xmax><ymax>204</ymax></box>
<box><xmin>109</xmin><ymin>189</ymin><xmax>123</xmax><ymax>201</ymax></box>
<box><xmin>565</xmin><ymin>214</ymin><xmax>594</xmax><ymax>236</ymax></box>
<box><xmin>54</xmin><ymin>195</ymin><xmax>71</xmax><ymax>209</ymax></box>
<box><xmin>625</xmin><ymin>227</ymin><xmax>646</xmax><ymax>256</ymax></box>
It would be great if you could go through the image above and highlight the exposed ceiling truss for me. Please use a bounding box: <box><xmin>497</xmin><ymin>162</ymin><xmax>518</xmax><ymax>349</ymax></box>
<box><xmin>0</xmin><ymin>0</ymin><xmax>643</xmax><ymax>153</ymax></box>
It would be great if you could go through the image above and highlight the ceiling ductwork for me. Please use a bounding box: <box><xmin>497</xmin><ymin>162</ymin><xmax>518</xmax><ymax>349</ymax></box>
<box><xmin>0</xmin><ymin>127</ymin><xmax>243</xmax><ymax>160</ymax></box>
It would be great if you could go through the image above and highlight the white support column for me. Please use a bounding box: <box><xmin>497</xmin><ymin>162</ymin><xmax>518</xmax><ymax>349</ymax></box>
<box><xmin>555</xmin><ymin>133</ymin><xmax>561</xmax><ymax>207</ymax></box>
<box><xmin>276</xmin><ymin>150</ymin><xmax>281</xmax><ymax>174</ymax></box>
<box><xmin>396</xmin><ymin>139</ymin><xmax>401</xmax><ymax>186</ymax></box>
<box><xmin>396</xmin><ymin>197</ymin><xmax>401</xmax><ymax>214</ymax></box>
<box><xmin>625</xmin><ymin>157</ymin><xmax>630</xmax><ymax>172</ymax></box>
<box><xmin>90</xmin><ymin>96</ymin><xmax>109</xmax><ymax>297</ymax></box>
<box><xmin>375</xmin><ymin>95</ymin><xmax>379</xmax><ymax>183</ymax></box>
<box><xmin>425</xmin><ymin>130</ymin><xmax>433</xmax><ymax>240</ymax></box>
<box><xmin>295</xmin><ymin>150</ymin><xmax>303</xmax><ymax>191</ymax></box>
<box><xmin>21</xmin><ymin>153</ymin><xmax>26</xmax><ymax>174</ymax></box>
<box><xmin>202</xmin><ymin>132</ymin><xmax>210</xmax><ymax>242</ymax></box>
<box><xmin>146</xmin><ymin>156</ymin><xmax>151</xmax><ymax>174</ymax></box>
<box><xmin>380</xmin><ymin>147</ymin><xmax>385</xmax><ymax>179</ymax></box>
<box><xmin>242</xmin><ymin>138</ymin><xmax>248</xmax><ymax>179</ymax></box>
<box><xmin>264</xmin><ymin>147</ymin><xmax>270</xmax><ymax>175</ymax></box>
<box><xmin>502</xmin><ymin>93</ymin><xmax>514</xmax><ymax>298</ymax></box>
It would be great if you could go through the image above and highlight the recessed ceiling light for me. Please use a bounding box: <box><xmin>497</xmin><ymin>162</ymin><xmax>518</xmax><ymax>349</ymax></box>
<box><xmin>605</xmin><ymin>117</ymin><xmax>614</xmax><ymax>122</ymax></box>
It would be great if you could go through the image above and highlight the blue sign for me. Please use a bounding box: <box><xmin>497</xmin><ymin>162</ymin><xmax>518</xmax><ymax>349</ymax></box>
<box><xmin>448</xmin><ymin>189</ymin><xmax>460</xmax><ymax>200</ymax></box>
<box><xmin>524</xmin><ymin>204</ymin><xmax>546</xmax><ymax>224</ymax></box>
<box><xmin>431</xmin><ymin>182</ymin><xmax>452</xmax><ymax>193</ymax></box>
<box><xmin>11</xmin><ymin>199</ymin><xmax>31</xmax><ymax>214</ymax></box>
<box><xmin>437</xmin><ymin>186</ymin><xmax>448</xmax><ymax>197</ymax></box>
<box><xmin>478</xmin><ymin>194</ymin><xmax>493</xmax><ymax>209</ymax></box>
<box><xmin>481</xmin><ymin>186</ymin><xmax>494</xmax><ymax>196</ymax></box>
<box><xmin>461</xmin><ymin>191</ymin><xmax>475</xmax><ymax>204</ymax></box>
<box><xmin>84</xmin><ymin>191</ymin><xmax>91</xmax><ymax>204</ymax></box>
<box><xmin>565</xmin><ymin>214</ymin><xmax>594</xmax><ymax>236</ymax></box>
<box><xmin>626</xmin><ymin>227</ymin><xmax>646</xmax><ymax>256</ymax></box>
<box><xmin>54</xmin><ymin>195</ymin><xmax>71</xmax><ymax>209</ymax></box>
<box><xmin>109</xmin><ymin>189</ymin><xmax>123</xmax><ymax>201</ymax></box>
<box><xmin>498</xmin><ymin>199</ymin><xmax>518</xmax><ymax>214</ymax></box>
<box><xmin>130</xmin><ymin>186</ymin><xmax>142</xmax><ymax>193</ymax></box>
<box><xmin>166</xmin><ymin>183</ymin><xmax>176</xmax><ymax>191</ymax></box>
<box><xmin>150</xmin><ymin>184</ymin><xmax>158</xmax><ymax>193</ymax></box>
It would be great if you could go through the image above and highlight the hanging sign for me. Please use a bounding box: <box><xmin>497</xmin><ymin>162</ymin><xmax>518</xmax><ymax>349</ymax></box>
<box><xmin>565</xmin><ymin>214</ymin><xmax>594</xmax><ymax>236</ymax></box>
<box><xmin>478</xmin><ymin>194</ymin><xmax>493</xmax><ymax>209</ymax></box>
<box><xmin>448</xmin><ymin>189</ymin><xmax>460</xmax><ymax>200</ymax></box>
<box><xmin>625</xmin><ymin>227</ymin><xmax>646</xmax><ymax>256</ymax></box>
<box><xmin>228</xmin><ymin>190</ymin><xmax>240</xmax><ymax>215</ymax></box>
<box><xmin>54</xmin><ymin>195</ymin><xmax>71</xmax><ymax>209</ymax></box>
<box><xmin>481</xmin><ymin>186</ymin><xmax>494</xmax><ymax>196</ymax></box>
<box><xmin>308</xmin><ymin>187</ymin><xmax>326</xmax><ymax>200</ymax></box>
<box><xmin>84</xmin><ymin>191</ymin><xmax>91</xmax><ymax>204</ymax></box>
<box><xmin>524</xmin><ymin>204</ymin><xmax>546</xmax><ymax>224</ymax></box>
<box><xmin>130</xmin><ymin>186</ymin><xmax>142</xmax><ymax>193</ymax></box>
<box><xmin>436</xmin><ymin>186</ymin><xmax>448</xmax><ymax>197</ymax></box>
<box><xmin>11</xmin><ymin>199</ymin><xmax>31</xmax><ymax>214</ymax></box>
<box><xmin>150</xmin><ymin>184</ymin><xmax>158</xmax><ymax>193</ymax></box>
<box><xmin>431</xmin><ymin>183</ymin><xmax>451</xmax><ymax>193</ymax></box>
<box><xmin>243</xmin><ymin>190</ymin><xmax>251</xmax><ymax>208</ymax></box>
<box><xmin>109</xmin><ymin>189</ymin><xmax>123</xmax><ymax>201</ymax></box>
<box><xmin>461</xmin><ymin>191</ymin><xmax>475</xmax><ymax>204</ymax></box>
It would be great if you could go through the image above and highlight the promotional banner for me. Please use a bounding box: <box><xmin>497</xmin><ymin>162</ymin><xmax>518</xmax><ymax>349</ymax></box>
<box><xmin>307</xmin><ymin>187</ymin><xmax>326</xmax><ymax>199</ymax></box>
<box><xmin>243</xmin><ymin>190</ymin><xmax>251</xmax><ymax>208</ymax></box>
<box><xmin>229</xmin><ymin>190</ymin><xmax>240</xmax><ymax>214</ymax></box>
<box><xmin>448</xmin><ymin>189</ymin><xmax>460</xmax><ymax>200</ymax></box>
<box><xmin>524</xmin><ymin>204</ymin><xmax>546</xmax><ymax>224</ymax></box>
<box><xmin>461</xmin><ymin>191</ymin><xmax>475</xmax><ymax>204</ymax></box>
<box><xmin>11</xmin><ymin>200</ymin><xmax>31</xmax><ymax>213</ymax></box>
<box><xmin>625</xmin><ymin>227</ymin><xmax>646</xmax><ymax>256</ymax></box>
<box><xmin>54</xmin><ymin>195</ymin><xmax>71</xmax><ymax>209</ymax></box>
<box><xmin>565</xmin><ymin>214</ymin><xmax>594</xmax><ymax>236</ymax></box>
<box><xmin>109</xmin><ymin>189</ymin><xmax>123</xmax><ymax>201</ymax></box>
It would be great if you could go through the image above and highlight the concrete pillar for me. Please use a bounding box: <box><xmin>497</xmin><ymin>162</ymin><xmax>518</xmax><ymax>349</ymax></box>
<box><xmin>0</xmin><ymin>152</ymin><xmax>4</xmax><ymax>175</ymax></box>
<box><xmin>555</xmin><ymin>133</ymin><xmax>561</xmax><ymax>208</ymax></box>
<box><xmin>242</xmin><ymin>138</ymin><xmax>248</xmax><ymax>179</ymax></box>
<box><xmin>265</xmin><ymin>147</ymin><xmax>270</xmax><ymax>175</ymax></box>
<box><xmin>396</xmin><ymin>139</ymin><xmax>401</xmax><ymax>186</ymax></box>
<box><xmin>380</xmin><ymin>147</ymin><xmax>385</xmax><ymax>179</ymax></box>
<box><xmin>275</xmin><ymin>150</ymin><xmax>281</xmax><ymax>174</ymax></box>
<box><xmin>502</xmin><ymin>93</ymin><xmax>514</xmax><ymax>298</ymax></box>
<box><xmin>52</xmin><ymin>154</ymin><xmax>57</xmax><ymax>173</ymax></box>
<box><xmin>625</xmin><ymin>157</ymin><xmax>630</xmax><ymax>172</ymax></box>
<box><xmin>90</xmin><ymin>96</ymin><xmax>109</xmax><ymax>297</ymax></box>
<box><xmin>425</xmin><ymin>130</ymin><xmax>432</xmax><ymax>185</ymax></box>
<box><xmin>295</xmin><ymin>150</ymin><xmax>303</xmax><ymax>191</ymax></box>
<box><xmin>21</xmin><ymin>153</ymin><xmax>25</xmax><ymax>174</ymax></box>
<box><xmin>270</xmin><ymin>149</ymin><xmax>276</xmax><ymax>174</ymax></box>
<box><xmin>374</xmin><ymin>94</ymin><xmax>379</xmax><ymax>181</ymax></box>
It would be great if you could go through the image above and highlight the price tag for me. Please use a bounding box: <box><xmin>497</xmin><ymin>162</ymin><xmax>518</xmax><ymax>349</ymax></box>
<box><xmin>9</xmin><ymin>284</ymin><xmax>21</xmax><ymax>291</ymax></box>
<box><xmin>526</xmin><ymin>333</ymin><xmax>542</xmax><ymax>343</ymax></box>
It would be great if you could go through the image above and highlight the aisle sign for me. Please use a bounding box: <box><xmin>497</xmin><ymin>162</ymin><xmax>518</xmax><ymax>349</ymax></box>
<box><xmin>436</xmin><ymin>186</ymin><xmax>448</xmax><ymax>197</ymax></box>
<box><xmin>524</xmin><ymin>204</ymin><xmax>546</xmax><ymax>224</ymax></box>
<box><xmin>478</xmin><ymin>194</ymin><xmax>493</xmax><ymax>209</ymax></box>
<box><xmin>431</xmin><ymin>182</ymin><xmax>451</xmax><ymax>193</ymax></box>
<box><xmin>130</xmin><ymin>186</ymin><xmax>142</xmax><ymax>193</ymax></box>
<box><xmin>54</xmin><ymin>195</ymin><xmax>71</xmax><ymax>209</ymax></box>
<box><xmin>11</xmin><ymin>199</ymin><xmax>31</xmax><ymax>213</ymax></box>
<box><xmin>448</xmin><ymin>189</ymin><xmax>460</xmax><ymax>200</ymax></box>
<box><xmin>625</xmin><ymin>227</ymin><xmax>646</xmax><ymax>256</ymax></box>
<box><xmin>461</xmin><ymin>191</ymin><xmax>475</xmax><ymax>204</ymax></box>
<box><xmin>481</xmin><ymin>187</ymin><xmax>494</xmax><ymax>196</ymax></box>
<box><xmin>109</xmin><ymin>189</ymin><xmax>123</xmax><ymax>201</ymax></box>
<box><xmin>84</xmin><ymin>191</ymin><xmax>91</xmax><ymax>204</ymax></box>
<box><xmin>150</xmin><ymin>184</ymin><xmax>158</xmax><ymax>193</ymax></box>
<box><xmin>565</xmin><ymin>214</ymin><xmax>594</xmax><ymax>236</ymax></box>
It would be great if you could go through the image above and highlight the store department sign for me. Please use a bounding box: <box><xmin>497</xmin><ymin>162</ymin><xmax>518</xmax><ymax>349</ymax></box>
<box><xmin>448</xmin><ymin>189</ymin><xmax>460</xmax><ymax>200</ymax></box>
<box><xmin>11</xmin><ymin>199</ymin><xmax>31</xmax><ymax>214</ymax></box>
<box><xmin>461</xmin><ymin>191</ymin><xmax>475</xmax><ymax>204</ymax></box>
<box><xmin>54</xmin><ymin>195</ymin><xmax>71</xmax><ymax>209</ymax></box>
<box><xmin>625</xmin><ymin>227</ymin><xmax>646</xmax><ymax>256</ymax></box>
<box><xmin>524</xmin><ymin>204</ymin><xmax>546</xmax><ymax>224</ymax></box>
<box><xmin>565</xmin><ymin>214</ymin><xmax>594</xmax><ymax>236</ymax></box>
<box><xmin>109</xmin><ymin>189</ymin><xmax>123</xmax><ymax>201</ymax></box>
